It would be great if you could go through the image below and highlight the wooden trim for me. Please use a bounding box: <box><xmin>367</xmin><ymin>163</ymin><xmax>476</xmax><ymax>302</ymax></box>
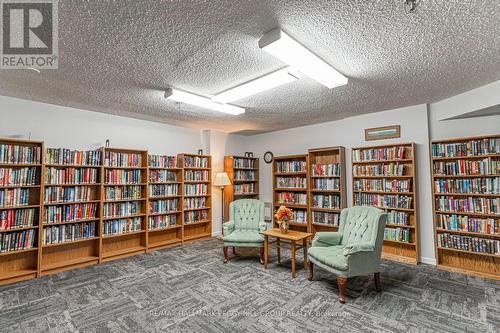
<box><xmin>364</xmin><ymin>125</ymin><xmax>401</xmax><ymax>141</ymax></box>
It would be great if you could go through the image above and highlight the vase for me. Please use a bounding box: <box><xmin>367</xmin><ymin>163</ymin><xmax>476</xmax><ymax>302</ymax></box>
<box><xmin>279</xmin><ymin>221</ymin><xmax>289</xmax><ymax>234</ymax></box>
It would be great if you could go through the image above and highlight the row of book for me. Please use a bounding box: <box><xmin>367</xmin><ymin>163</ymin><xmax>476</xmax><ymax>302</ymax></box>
<box><xmin>149</xmin><ymin>170</ymin><xmax>177</xmax><ymax>183</ymax></box>
<box><xmin>354</xmin><ymin>193</ymin><xmax>413</xmax><ymax>209</ymax></box>
<box><xmin>104</xmin><ymin>169</ymin><xmax>141</xmax><ymax>184</ymax></box>
<box><xmin>149</xmin><ymin>184</ymin><xmax>179</xmax><ymax>197</ymax></box>
<box><xmin>312</xmin><ymin>178</ymin><xmax>340</xmax><ymax>191</ymax></box>
<box><xmin>45</xmin><ymin>148</ymin><xmax>101</xmax><ymax>166</ymax></box>
<box><xmin>312</xmin><ymin>211</ymin><xmax>339</xmax><ymax>226</ymax></box>
<box><xmin>352</xmin><ymin>147</ymin><xmax>408</xmax><ymax>162</ymax></box>
<box><xmin>0</xmin><ymin>167</ymin><xmax>38</xmax><ymax>186</ymax></box>
<box><xmin>149</xmin><ymin>155</ymin><xmax>177</xmax><ymax>168</ymax></box>
<box><xmin>436</xmin><ymin>214</ymin><xmax>498</xmax><ymax>234</ymax></box>
<box><xmin>184</xmin><ymin>210</ymin><xmax>208</xmax><ymax>223</ymax></box>
<box><xmin>276</xmin><ymin>176</ymin><xmax>306</xmax><ymax>189</ymax></box>
<box><xmin>432</xmin><ymin>138</ymin><xmax>499</xmax><ymax>158</ymax></box>
<box><xmin>44</xmin><ymin>186</ymin><xmax>93</xmax><ymax>204</ymax></box>
<box><xmin>234</xmin><ymin>170</ymin><xmax>255</xmax><ymax>181</ymax></box>
<box><xmin>183</xmin><ymin>156</ymin><xmax>209</xmax><ymax>168</ymax></box>
<box><xmin>104</xmin><ymin>152</ymin><xmax>142</xmax><ymax>167</ymax></box>
<box><xmin>435</xmin><ymin>197</ymin><xmax>499</xmax><ymax>215</ymax></box>
<box><xmin>353</xmin><ymin>163</ymin><xmax>405</xmax><ymax>177</ymax></box>
<box><xmin>0</xmin><ymin>208</ymin><xmax>35</xmax><ymax>230</ymax></box>
<box><xmin>311</xmin><ymin>163</ymin><xmax>340</xmax><ymax>177</ymax></box>
<box><xmin>387</xmin><ymin>211</ymin><xmax>410</xmax><ymax>226</ymax></box>
<box><xmin>105</xmin><ymin>185</ymin><xmax>142</xmax><ymax>201</ymax></box>
<box><xmin>276</xmin><ymin>192</ymin><xmax>307</xmax><ymax>205</ymax></box>
<box><xmin>384</xmin><ymin>228</ymin><xmax>411</xmax><ymax>243</ymax></box>
<box><xmin>234</xmin><ymin>183</ymin><xmax>255</xmax><ymax>195</ymax></box>
<box><xmin>148</xmin><ymin>214</ymin><xmax>177</xmax><ymax>230</ymax></box>
<box><xmin>353</xmin><ymin>179</ymin><xmax>411</xmax><ymax>193</ymax></box>
<box><xmin>0</xmin><ymin>188</ymin><xmax>30</xmax><ymax>207</ymax></box>
<box><xmin>103</xmin><ymin>217</ymin><xmax>142</xmax><ymax>236</ymax></box>
<box><xmin>184</xmin><ymin>170</ymin><xmax>209</xmax><ymax>182</ymax></box>
<box><xmin>184</xmin><ymin>184</ymin><xmax>207</xmax><ymax>196</ymax></box>
<box><xmin>291</xmin><ymin>210</ymin><xmax>307</xmax><ymax>223</ymax></box>
<box><xmin>312</xmin><ymin>194</ymin><xmax>340</xmax><ymax>209</ymax></box>
<box><xmin>438</xmin><ymin>233</ymin><xmax>499</xmax><ymax>255</ymax></box>
<box><xmin>276</xmin><ymin>160</ymin><xmax>306</xmax><ymax>173</ymax></box>
<box><xmin>45</xmin><ymin>167</ymin><xmax>99</xmax><ymax>185</ymax></box>
<box><xmin>42</xmin><ymin>222</ymin><xmax>96</xmax><ymax>245</ymax></box>
<box><xmin>434</xmin><ymin>178</ymin><xmax>499</xmax><ymax>194</ymax></box>
<box><xmin>433</xmin><ymin>159</ymin><xmax>498</xmax><ymax>176</ymax></box>
<box><xmin>233</xmin><ymin>158</ymin><xmax>255</xmax><ymax>169</ymax></box>
<box><xmin>150</xmin><ymin>199</ymin><xmax>178</xmax><ymax>214</ymax></box>
<box><xmin>103</xmin><ymin>202</ymin><xmax>140</xmax><ymax>218</ymax></box>
<box><xmin>43</xmin><ymin>203</ymin><xmax>98</xmax><ymax>224</ymax></box>
<box><xmin>0</xmin><ymin>144</ymin><xmax>41</xmax><ymax>164</ymax></box>
<box><xmin>184</xmin><ymin>197</ymin><xmax>207</xmax><ymax>210</ymax></box>
<box><xmin>0</xmin><ymin>229</ymin><xmax>36</xmax><ymax>252</ymax></box>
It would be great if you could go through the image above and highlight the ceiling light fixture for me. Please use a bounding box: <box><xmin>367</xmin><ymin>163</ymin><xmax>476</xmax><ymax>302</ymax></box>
<box><xmin>259</xmin><ymin>28</ymin><xmax>348</xmax><ymax>89</ymax></box>
<box><xmin>164</xmin><ymin>88</ymin><xmax>245</xmax><ymax>115</ymax></box>
<box><xmin>212</xmin><ymin>67</ymin><xmax>300</xmax><ymax>103</ymax></box>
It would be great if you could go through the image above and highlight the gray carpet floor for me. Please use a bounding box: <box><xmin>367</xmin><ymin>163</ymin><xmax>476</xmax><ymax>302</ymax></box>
<box><xmin>0</xmin><ymin>238</ymin><xmax>498</xmax><ymax>332</ymax></box>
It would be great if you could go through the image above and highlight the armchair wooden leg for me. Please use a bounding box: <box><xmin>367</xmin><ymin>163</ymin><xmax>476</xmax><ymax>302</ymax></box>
<box><xmin>223</xmin><ymin>246</ymin><xmax>229</xmax><ymax>263</ymax></box>
<box><xmin>232</xmin><ymin>247</ymin><xmax>237</xmax><ymax>255</ymax></box>
<box><xmin>337</xmin><ymin>277</ymin><xmax>347</xmax><ymax>304</ymax></box>
<box><xmin>259</xmin><ymin>247</ymin><xmax>264</xmax><ymax>264</ymax></box>
<box><xmin>374</xmin><ymin>272</ymin><xmax>381</xmax><ymax>292</ymax></box>
<box><xmin>308</xmin><ymin>261</ymin><xmax>313</xmax><ymax>281</ymax></box>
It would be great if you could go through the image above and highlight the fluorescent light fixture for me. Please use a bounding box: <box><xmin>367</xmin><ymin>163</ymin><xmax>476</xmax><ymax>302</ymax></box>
<box><xmin>212</xmin><ymin>67</ymin><xmax>300</xmax><ymax>103</ymax></box>
<box><xmin>164</xmin><ymin>88</ymin><xmax>245</xmax><ymax>115</ymax></box>
<box><xmin>259</xmin><ymin>28</ymin><xmax>348</xmax><ymax>89</ymax></box>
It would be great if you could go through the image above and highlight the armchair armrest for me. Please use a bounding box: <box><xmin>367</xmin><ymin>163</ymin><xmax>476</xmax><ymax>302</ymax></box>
<box><xmin>312</xmin><ymin>232</ymin><xmax>342</xmax><ymax>247</ymax></box>
<box><xmin>222</xmin><ymin>220</ymin><xmax>235</xmax><ymax>236</ymax></box>
<box><xmin>259</xmin><ymin>221</ymin><xmax>268</xmax><ymax>233</ymax></box>
<box><xmin>343</xmin><ymin>242</ymin><xmax>374</xmax><ymax>255</ymax></box>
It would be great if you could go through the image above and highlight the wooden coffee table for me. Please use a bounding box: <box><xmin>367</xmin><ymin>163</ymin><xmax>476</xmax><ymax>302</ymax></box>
<box><xmin>262</xmin><ymin>228</ymin><xmax>313</xmax><ymax>278</ymax></box>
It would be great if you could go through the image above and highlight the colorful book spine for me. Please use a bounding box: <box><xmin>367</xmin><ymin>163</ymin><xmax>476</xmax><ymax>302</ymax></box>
<box><xmin>0</xmin><ymin>208</ymin><xmax>35</xmax><ymax>230</ymax></box>
<box><xmin>103</xmin><ymin>202</ymin><xmax>140</xmax><ymax>218</ymax></box>
<box><xmin>312</xmin><ymin>178</ymin><xmax>340</xmax><ymax>191</ymax></box>
<box><xmin>234</xmin><ymin>170</ymin><xmax>254</xmax><ymax>181</ymax></box>
<box><xmin>184</xmin><ymin>170</ymin><xmax>209</xmax><ymax>181</ymax></box>
<box><xmin>387</xmin><ymin>211</ymin><xmax>410</xmax><ymax>226</ymax></box>
<box><xmin>433</xmin><ymin>159</ymin><xmax>498</xmax><ymax>176</ymax></box>
<box><xmin>312</xmin><ymin>194</ymin><xmax>340</xmax><ymax>209</ymax></box>
<box><xmin>353</xmin><ymin>163</ymin><xmax>405</xmax><ymax>176</ymax></box>
<box><xmin>0</xmin><ymin>167</ymin><xmax>37</xmax><ymax>186</ymax></box>
<box><xmin>276</xmin><ymin>192</ymin><xmax>307</xmax><ymax>205</ymax></box>
<box><xmin>42</xmin><ymin>222</ymin><xmax>96</xmax><ymax>245</ymax></box>
<box><xmin>184</xmin><ymin>210</ymin><xmax>208</xmax><ymax>223</ymax></box>
<box><xmin>104</xmin><ymin>185</ymin><xmax>142</xmax><ymax>200</ymax></box>
<box><xmin>104</xmin><ymin>152</ymin><xmax>141</xmax><ymax>167</ymax></box>
<box><xmin>43</xmin><ymin>203</ymin><xmax>98</xmax><ymax>224</ymax></box>
<box><xmin>0</xmin><ymin>188</ymin><xmax>30</xmax><ymax>207</ymax></box>
<box><xmin>0</xmin><ymin>144</ymin><xmax>41</xmax><ymax>164</ymax></box>
<box><xmin>102</xmin><ymin>217</ymin><xmax>142</xmax><ymax>236</ymax></box>
<box><xmin>44</xmin><ymin>186</ymin><xmax>92</xmax><ymax>203</ymax></box>
<box><xmin>184</xmin><ymin>184</ymin><xmax>207</xmax><ymax>196</ymax></box>
<box><xmin>352</xmin><ymin>147</ymin><xmax>407</xmax><ymax>162</ymax></box>
<box><xmin>184</xmin><ymin>197</ymin><xmax>207</xmax><ymax>210</ymax></box>
<box><xmin>0</xmin><ymin>229</ymin><xmax>36</xmax><ymax>252</ymax></box>
<box><xmin>150</xmin><ymin>199</ymin><xmax>178</xmax><ymax>214</ymax></box>
<box><xmin>291</xmin><ymin>210</ymin><xmax>307</xmax><ymax>223</ymax></box>
<box><xmin>438</xmin><ymin>233</ymin><xmax>500</xmax><ymax>255</ymax></box>
<box><xmin>104</xmin><ymin>169</ymin><xmax>141</xmax><ymax>184</ymax></box>
<box><xmin>353</xmin><ymin>179</ymin><xmax>411</xmax><ymax>192</ymax></box>
<box><xmin>148</xmin><ymin>155</ymin><xmax>177</xmax><ymax>168</ymax></box>
<box><xmin>45</xmin><ymin>167</ymin><xmax>99</xmax><ymax>185</ymax></box>
<box><xmin>312</xmin><ymin>211</ymin><xmax>339</xmax><ymax>226</ymax></box>
<box><xmin>184</xmin><ymin>156</ymin><xmax>208</xmax><ymax>168</ymax></box>
<box><xmin>233</xmin><ymin>158</ymin><xmax>254</xmax><ymax>169</ymax></box>
<box><xmin>234</xmin><ymin>183</ymin><xmax>254</xmax><ymax>194</ymax></box>
<box><xmin>434</xmin><ymin>177</ymin><xmax>499</xmax><ymax>194</ymax></box>
<box><xmin>384</xmin><ymin>228</ymin><xmax>411</xmax><ymax>243</ymax></box>
<box><xmin>149</xmin><ymin>170</ymin><xmax>177</xmax><ymax>183</ymax></box>
<box><xmin>435</xmin><ymin>196</ymin><xmax>499</xmax><ymax>215</ymax></box>
<box><xmin>148</xmin><ymin>214</ymin><xmax>176</xmax><ymax>230</ymax></box>
<box><xmin>354</xmin><ymin>193</ymin><xmax>412</xmax><ymax>209</ymax></box>
<box><xmin>276</xmin><ymin>177</ymin><xmax>306</xmax><ymax>189</ymax></box>
<box><xmin>45</xmin><ymin>148</ymin><xmax>101</xmax><ymax>166</ymax></box>
<box><xmin>436</xmin><ymin>214</ymin><xmax>498</xmax><ymax>234</ymax></box>
<box><xmin>149</xmin><ymin>184</ymin><xmax>179</xmax><ymax>197</ymax></box>
<box><xmin>432</xmin><ymin>139</ymin><xmax>499</xmax><ymax>158</ymax></box>
<box><xmin>311</xmin><ymin>163</ymin><xmax>340</xmax><ymax>176</ymax></box>
<box><xmin>276</xmin><ymin>160</ymin><xmax>306</xmax><ymax>173</ymax></box>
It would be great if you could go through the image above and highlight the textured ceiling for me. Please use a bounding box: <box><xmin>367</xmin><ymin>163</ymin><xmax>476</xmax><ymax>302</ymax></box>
<box><xmin>0</xmin><ymin>0</ymin><xmax>499</xmax><ymax>134</ymax></box>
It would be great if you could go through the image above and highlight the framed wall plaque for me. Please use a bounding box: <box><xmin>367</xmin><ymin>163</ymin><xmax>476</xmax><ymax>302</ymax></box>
<box><xmin>365</xmin><ymin>125</ymin><xmax>400</xmax><ymax>141</ymax></box>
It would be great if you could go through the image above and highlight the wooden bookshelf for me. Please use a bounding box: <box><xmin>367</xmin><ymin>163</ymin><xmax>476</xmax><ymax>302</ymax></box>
<box><xmin>101</xmin><ymin>148</ymin><xmax>148</xmax><ymax>262</ymax></box>
<box><xmin>147</xmin><ymin>154</ymin><xmax>183</xmax><ymax>251</ymax></box>
<box><xmin>178</xmin><ymin>153</ymin><xmax>212</xmax><ymax>242</ymax></box>
<box><xmin>352</xmin><ymin>142</ymin><xmax>419</xmax><ymax>265</ymax></box>
<box><xmin>431</xmin><ymin>134</ymin><xmax>499</xmax><ymax>280</ymax></box>
<box><xmin>0</xmin><ymin>138</ymin><xmax>43</xmax><ymax>285</ymax></box>
<box><xmin>273</xmin><ymin>154</ymin><xmax>309</xmax><ymax>232</ymax></box>
<box><xmin>308</xmin><ymin>147</ymin><xmax>347</xmax><ymax>234</ymax></box>
<box><xmin>223</xmin><ymin>155</ymin><xmax>259</xmax><ymax>221</ymax></box>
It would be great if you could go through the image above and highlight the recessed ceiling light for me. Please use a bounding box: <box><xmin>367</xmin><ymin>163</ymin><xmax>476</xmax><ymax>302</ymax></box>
<box><xmin>212</xmin><ymin>67</ymin><xmax>301</xmax><ymax>103</ymax></box>
<box><xmin>164</xmin><ymin>88</ymin><xmax>245</xmax><ymax>115</ymax></box>
<box><xmin>259</xmin><ymin>28</ymin><xmax>348</xmax><ymax>89</ymax></box>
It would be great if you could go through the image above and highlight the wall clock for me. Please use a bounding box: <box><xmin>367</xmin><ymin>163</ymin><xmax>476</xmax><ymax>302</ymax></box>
<box><xmin>264</xmin><ymin>151</ymin><xmax>274</xmax><ymax>164</ymax></box>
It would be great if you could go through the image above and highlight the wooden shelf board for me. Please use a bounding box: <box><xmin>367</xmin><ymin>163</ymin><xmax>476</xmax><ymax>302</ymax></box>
<box><xmin>184</xmin><ymin>219</ymin><xmax>210</xmax><ymax>226</ymax></box>
<box><xmin>273</xmin><ymin>203</ymin><xmax>308</xmax><ymax>209</ymax></box>
<box><xmin>434</xmin><ymin>192</ymin><xmax>499</xmax><ymax>197</ymax></box>
<box><xmin>310</xmin><ymin>189</ymin><xmax>340</xmax><ymax>193</ymax></box>
<box><xmin>352</xmin><ymin>175</ymin><xmax>413</xmax><ymax>179</ymax></box>
<box><xmin>183</xmin><ymin>232</ymin><xmax>211</xmax><ymax>241</ymax></box>
<box><xmin>382</xmin><ymin>252</ymin><xmax>418</xmax><ymax>265</ymax></box>
<box><xmin>433</xmin><ymin>174</ymin><xmax>498</xmax><ymax>178</ymax></box>
<box><xmin>274</xmin><ymin>172</ymin><xmax>307</xmax><ymax>176</ymax></box>
<box><xmin>0</xmin><ymin>204</ymin><xmax>39</xmax><ymax>210</ymax></box>
<box><xmin>234</xmin><ymin>193</ymin><xmax>258</xmax><ymax>196</ymax></box>
<box><xmin>103</xmin><ymin>183</ymin><xmax>147</xmax><ymax>186</ymax></box>
<box><xmin>183</xmin><ymin>167</ymin><xmax>210</xmax><ymax>170</ymax></box>
<box><xmin>102</xmin><ymin>214</ymin><xmax>146</xmax><ymax>221</ymax></box>
<box><xmin>436</xmin><ymin>229</ymin><xmax>499</xmax><ymax>238</ymax></box>
<box><xmin>312</xmin><ymin>223</ymin><xmax>339</xmax><ymax>228</ymax></box>
<box><xmin>352</xmin><ymin>159</ymin><xmax>413</xmax><ymax>164</ymax></box>
<box><xmin>0</xmin><ymin>184</ymin><xmax>40</xmax><ymax>189</ymax></box>
<box><xmin>104</xmin><ymin>198</ymin><xmax>146</xmax><ymax>203</ymax></box>
<box><xmin>45</xmin><ymin>164</ymin><xmax>100</xmax><ymax>168</ymax></box>
<box><xmin>101</xmin><ymin>246</ymin><xmax>146</xmax><ymax>260</ymax></box>
<box><xmin>42</xmin><ymin>237</ymin><xmax>99</xmax><ymax>248</ymax></box>
<box><xmin>383</xmin><ymin>239</ymin><xmax>415</xmax><ymax>246</ymax></box>
<box><xmin>183</xmin><ymin>207</ymin><xmax>209</xmax><ymax>212</ymax></box>
<box><xmin>435</xmin><ymin>211</ymin><xmax>499</xmax><ymax>218</ymax></box>
<box><xmin>149</xmin><ymin>181</ymin><xmax>181</xmax><ymax>185</ymax></box>
<box><xmin>233</xmin><ymin>180</ymin><xmax>257</xmax><ymax>183</ymax></box>
<box><xmin>233</xmin><ymin>167</ymin><xmax>257</xmax><ymax>171</ymax></box>
<box><xmin>104</xmin><ymin>166</ymin><xmax>146</xmax><ymax>170</ymax></box>
<box><xmin>0</xmin><ymin>269</ymin><xmax>37</xmax><ymax>281</ymax></box>
<box><xmin>386</xmin><ymin>224</ymin><xmax>415</xmax><ymax>229</ymax></box>
<box><xmin>45</xmin><ymin>183</ymin><xmax>100</xmax><ymax>187</ymax></box>
<box><xmin>184</xmin><ymin>194</ymin><xmax>211</xmax><ymax>198</ymax></box>
<box><xmin>43</xmin><ymin>218</ymin><xmax>99</xmax><ymax>226</ymax></box>
<box><xmin>0</xmin><ymin>225</ymin><xmax>38</xmax><ymax>233</ymax></box>
<box><xmin>274</xmin><ymin>188</ymin><xmax>307</xmax><ymax>192</ymax></box>
<box><xmin>310</xmin><ymin>207</ymin><xmax>341</xmax><ymax>212</ymax></box>
<box><xmin>148</xmin><ymin>238</ymin><xmax>182</xmax><ymax>249</ymax></box>
<box><xmin>436</xmin><ymin>264</ymin><xmax>500</xmax><ymax>281</ymax></box>
<box><xmin>148</xmin><ymin>167</ymin><xmax>181</xmax><ymax>170</ymax></box>
<box><xmin>354</xmin><ymin>190</ymin><xmax>414</xmax><ymax>195</ymax></box>
<box><xmin>437</xmin><ymin>246</ymin><xmax>499</xmax><ymax>258</ymax></box>
<box><xmin>0</xmin><ymin>247</ymin><xmax>38</xmax><ymax>257</ymax></box>
<box><xmin>373</xmin><ymin>207</ymin><xmax>415</xmax><ymax>213</ymax></box>
<box><xmin>148</xmin><ymin>225</ymin><xmax>182</xmax><ymax>232</ymax></box>
<box><xmin>44</xmin><ymin>199</ymin><xmax>101</xmax><ymax>206</ymax></box>
<box><xmin>288</xmin><ymin>222</ymin><xmax>308</xmax><ymax>227</ymax></box>
<box><xmin>149</xmin><ymin>195</ymin><xmax>182</xmax><ymax>200</ymax></box>
<box><xmin>0</xmin><ymin>163</ymin><xmax>41</xmax><ymax>167</ymax></box>
<box><xmin>41</xmin><ymin>256</ymin><xmax>98</xmax><ymax>272</ymax></box>
<box><xmin>183</xmin><ymin>180</ymin><xmax>210</xmax><ymax>184</ymax></box>
<box><xmin>149</xmin><ymin>211</ymin><xmax>182</xmax><ymax>217</ymax></box>
<box><xmin>432</xmin><ymin>154</ymin><xmax>500</xmax><ymax>161</ymax></box>
<box><xmin>102</xmin><ymin>230</ymin><xmax>146</xmax><ymax>239</ymax></box>
<box><xmin>310</xmin><ymin>176</ymin><xmax>340</xmax><ymax>179</ymax></box>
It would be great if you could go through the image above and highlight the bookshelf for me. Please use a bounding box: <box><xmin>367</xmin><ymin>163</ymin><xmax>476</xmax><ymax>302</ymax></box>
<box><xmin>431</xmin><ymin>135</ymin><xmax>499</xmax><ymax>279</ymax></box>
<box><xmin>101</xmin><ymin>148</ymin><xmax>148</xmax><ymax>262</ymax></box>
<box><xmin>41</xmin><ymin>147</ymin><xmax>102</xmax><ymax>275</ymax></box>
<box><xmin>352</xmin><ymin>142</ymin><xmax>419</xmax><ymax>265</ymax></box>
<box><xmin>223</xmin><ymin>155</ymin><xmax>259</xmax><ymax>221</ymax></box>
<box><xmin>0</xmin><ymin>138</ymin><xmax>42</xmax><ymax>284</ymax></box>
<box><xmin>273</xmin><ymin>154</ymin><xmax>309</xmax><ymax>232</ymax></box>
<box><xmin>308</xmin><ymin>147</ymin><xmax>347</xmax><ymax>234</ymax></box>
<box><xmin>147</xmin><ymin>154</ymin><xmax>183</xmax><ymax>250</ymax></box>
<box><xmin>178</xmin><ymin>153</ymin><xmax>212</xmax><ymax>242</ymax></box>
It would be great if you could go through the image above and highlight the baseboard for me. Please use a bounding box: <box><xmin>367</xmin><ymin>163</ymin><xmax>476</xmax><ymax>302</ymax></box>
<box><xmin>420</xmin><ymin>256</ymin><xmax>436</xmax><ymax>266</ymax></box>
<box><xmin>212</xmin><ymin>230</ymin><xmax>221</xmax><ymax>237</ymax></box>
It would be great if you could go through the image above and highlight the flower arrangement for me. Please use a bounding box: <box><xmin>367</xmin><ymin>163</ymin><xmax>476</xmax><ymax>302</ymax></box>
<box><xmin>274</xmin><ymin>205</ymin><xmax>292</xmax><ymax>223</ymax></box>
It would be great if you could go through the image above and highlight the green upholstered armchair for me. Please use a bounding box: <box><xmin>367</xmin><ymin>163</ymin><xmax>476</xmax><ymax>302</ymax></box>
<box><xmin>307</xmin><ymin>206</ymin><xmax>387</xmax><ymax>303</ymax></box>
<box><xmin>222</xmin><ymin>199</ymin><xmax>267</xmax><ymax>264</ymax></box>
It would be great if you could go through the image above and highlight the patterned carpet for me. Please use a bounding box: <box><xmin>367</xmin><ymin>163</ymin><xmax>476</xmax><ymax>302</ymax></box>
<box><xmin>0</xmin><ymin>238</ymin><xmax>498</xmax><ymax>332</ymax></box>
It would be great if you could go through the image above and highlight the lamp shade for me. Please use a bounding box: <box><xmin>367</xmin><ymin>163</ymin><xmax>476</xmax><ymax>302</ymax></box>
<box><xmin>214</xmin><ymin>172</ymin><xmax>231</xmax><ymax>186</ymax></box>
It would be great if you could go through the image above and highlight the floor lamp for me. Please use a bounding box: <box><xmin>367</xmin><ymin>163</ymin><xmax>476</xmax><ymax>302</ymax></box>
<box><xmin>214</xmin><ymin>172</ymin><xmax>231</xmax><ymax>239</ymax></box>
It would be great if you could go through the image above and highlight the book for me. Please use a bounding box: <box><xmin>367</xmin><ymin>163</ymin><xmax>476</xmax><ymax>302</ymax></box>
<box><xmin>104</xmin><ymin>152</ymin><xmax>142</xmax><ymax>167</ymax></box>
<box><xmin>45</xmin><ymin>148</ymin><xmax>101</xmax><ymax>166</ymax></box>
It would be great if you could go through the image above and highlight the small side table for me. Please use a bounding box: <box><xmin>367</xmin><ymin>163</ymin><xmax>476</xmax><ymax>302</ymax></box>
<box><xmin>261</xmin><ymin>228</ymin><xmax>313</xmax><ymax>278</ymax></box>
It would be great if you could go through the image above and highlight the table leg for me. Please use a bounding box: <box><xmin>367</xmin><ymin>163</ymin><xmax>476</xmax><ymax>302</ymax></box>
<box><xmin>277</xmin><ymin>238</ymin><xmax>281</xmax><ymax>264</ymax></box>
<box><xmin>291</xmin><ymin>240</ymin><xmax>296</xmax><ymax>279</ymax></box>
<box><xmin>264</xmin><ymin>235</ymin><xmax>268</xmax><ymax>269</ymax></box>
<box><xmin>303</xmin><ymin>238</ymin><xmax>308</xmax><ymax>269</ymax></box>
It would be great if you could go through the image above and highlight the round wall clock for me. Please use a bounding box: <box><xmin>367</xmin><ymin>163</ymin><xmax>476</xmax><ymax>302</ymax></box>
<box><xmin>264</xmin><ymin>151</ymin><xmax>274</xmax><ymax>164</ymax></box>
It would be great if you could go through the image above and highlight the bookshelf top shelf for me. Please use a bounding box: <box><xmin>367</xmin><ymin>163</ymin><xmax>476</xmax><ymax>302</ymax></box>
<box><xmin>273</xmin><ymin>154</ymin><xmax>307</xmax><ymax>161</ymax></box>
<box><xmin>431</xmin><ymin>134</ymin><xmax>500</xmax><ymax>144</ymax></box>
<box><xmin>352</xmin><ymin>158</ymin><xmax>413</xmax><ymax>164</ymax></box>
<box><xmin>351</xmin><ymin>142</ymin><xmax>414</xmax><ymax>150</ymax></box>
<box><xmin>0</xmin><ymin>137</ymin><xmax>43</xmax><ymax>145</ymax></box>
<box><xmin>308</xmin><ymin>146</ymin><xmax>344</xmax><ymax>153</ymax></box>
